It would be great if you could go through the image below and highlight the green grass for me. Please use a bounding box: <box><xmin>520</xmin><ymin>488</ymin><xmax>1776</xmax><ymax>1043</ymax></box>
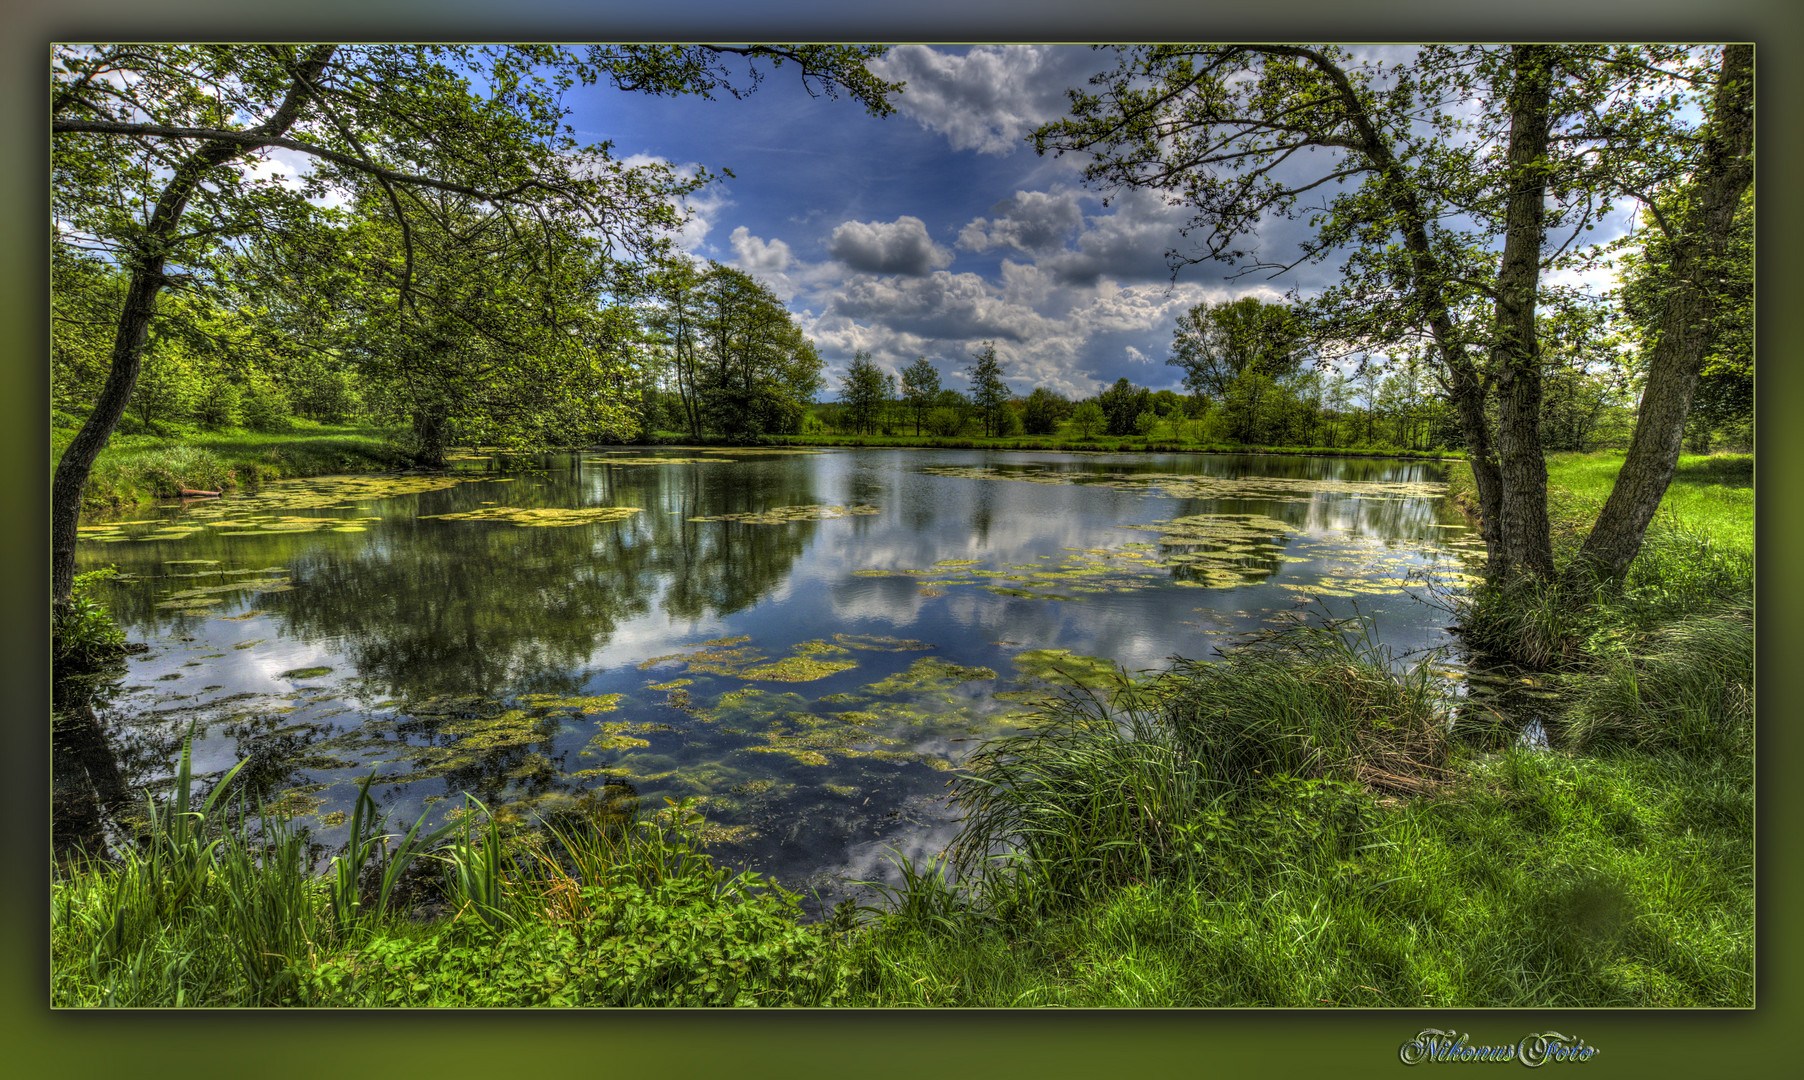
<box><xmin>53</xmin><ymin>418</ymin><xmax>413</xmax><ymax>515</ymax></box>
<box><xmin>51</xmin><ymin>729</ymin><xmax>854</xmax><ymax>1007</ymax></box>
<box><xmin>1542</xmin><ymin>451</ymin><xmax>1753</xmax><ymax>554</ymax></box>
<box><xmin>847</xmin><ymin>746</ymin><xmax>1751</xmax><ymax>1007</ymax></box>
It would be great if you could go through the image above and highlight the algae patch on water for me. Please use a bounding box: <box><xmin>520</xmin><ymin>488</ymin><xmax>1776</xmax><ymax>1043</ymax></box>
<box><xmin>1010</xmin><ymin>649</ymin><xmax>1126</xmax><ymax>690</ymax></box>
<box><xmin>639</xmin><ymin>636</ymin><xmax>860</xmax><ymax>683</ymax></box>
<box><xmin>688</xmin><ymin>504</ymin><xmax>880</xmax><ymax>525</ymax></box>
<box><xmin>278</xmin><ymin>666</ymin><xmax>334</xmax><ymax>680</ymax></box>
<box><xmin>419</xmin><ymin>506</ymin><xmax>643</xmax><ymax>527</ymax></box>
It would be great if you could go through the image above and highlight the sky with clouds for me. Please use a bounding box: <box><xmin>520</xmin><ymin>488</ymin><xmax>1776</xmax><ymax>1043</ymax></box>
<box><xmin>542</xmin><ymin>42</ymin><xmax>1658</xmax><ymax>404</ymax></box>
<box><xmin>565</xmin><ymin>44</ymin><xmax>1304</xmax><ymax>402</ymax></box>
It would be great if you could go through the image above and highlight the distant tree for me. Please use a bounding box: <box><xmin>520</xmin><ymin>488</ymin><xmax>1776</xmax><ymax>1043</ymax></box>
<box><xmin>925</xmin><ymin>388</ymin><xmax>972</xmax><ymax>437</ymax></box>
<box><xmin>1071</xmin><ymin>400</ymin><xmax>1105</xmax><ymax>439</ymax></box>
<box><xmin>899</xmin><ymin>356</ymin><xmax>940</xmax><ymax>436</ymax></box>
<box><xmin>965</xmin><ymin>342</ymin><xmax>1011</xmax><ymax>437</ymax></box>
<box><xmin>1148</xmin><ymin>389</ymin><xmax>1185</xmax><ymax>417</ymax></box>
<box><xmin>1020</xmin><ymin>386</ymin><xmax>1071</xmax><ymax>435</ymax></box>
<box><xmin>1167</xmin><ymin>297</ymin><xmax>1306</xmax><ymax>399</ymax></box>
<box><xmin>1096</xmin><ymin>378</ymin><xmax>1151</xmax><ymax>436</ymax></box>
<box><xmin>1133</xmin><ymin>409</ymin><xmax>1158</xmax><ymax>437</ymax></box>
<box><xmin>840</xmin><ymin>351</ymin><xmax>892</xmax><ymax>435</ymax></box>
<box><xmin>695</xmin><ymin>265</ymin><xmax>823</xmax><ymax>437</ymax></box>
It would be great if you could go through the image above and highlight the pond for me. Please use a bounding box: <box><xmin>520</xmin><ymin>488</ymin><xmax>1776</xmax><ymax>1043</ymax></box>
<box><xmin>57</xmin><ymin>447</ymin><xmax>1483</xmax><ymax>906</ymax></box>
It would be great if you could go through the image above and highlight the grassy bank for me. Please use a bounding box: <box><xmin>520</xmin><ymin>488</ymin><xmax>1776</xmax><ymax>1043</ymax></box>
<box><xmin>1447</xmin><ymin>450</ymin><xmax>1753</xmax><ymax>556</ymax></box>
<box><xmin>53</xmin><ymin>418</ymin><xmax>414</xmax><ymax>517</ymax></box>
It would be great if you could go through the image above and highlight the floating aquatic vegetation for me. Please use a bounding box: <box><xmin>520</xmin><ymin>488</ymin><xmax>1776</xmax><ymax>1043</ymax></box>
<box><xmin>832</xmin><ymin>633</ymin><xmax>934</xmax><ymax>652</ymax></box>
<box><xmin>861</xmin><ymin>657</ymin><xmax>996</xmax><ymax>700</ymax></box>
<box><xmin>741</xmin><ymin>745</ymin><xmax>831</xmax><ymax>767</ymax></box>
<box><xmin>687</xmin><ymin>503</ymin><xmax>880</xmax><ymax>525</ymax></box>
<box><xmin>418</xmin><ymin>505</ymin><xmax>643</xmax><ymax>527</ymax></box>
<box><xmin>278</xmin><ymin>666</ymin><xmax>333</xmax><ymax>680</ymax></box>
<box><xmin>698</xmin><ymin>447</ymin><xmax>825</xmax><ymax>456</ymax></box>
<box><xmin>919</xmin><ymin>464</ymin><xmax>1445</xmax><ymax>503</ymax></box>
<box><xmin>514</xmin><ymin>692</ymin><xmax>623</xmax><ymax>715</ymax></box>
<box><xmin>639</xmin><ymin>637</ymin><xmax>859</xmax><ymax>683</ymax></box>
<box><xmin>1010</xmin><ymin>649</ymin><xmax>1126</xmax><ymax>690</ymax></box>
<box><xmin>597</xmin><ymin>456</ymin><xmax>725</xmax><ymax>466</ymax></box>
<box><xmin>582</xmin><ymin>721</ymin><xmax>669</xmax><ymax>755</ymax></box>
<box><xmin>264</xmin><ymin>788</ymin><xmax>327</xmax><ymax>820</ymax></box>
<box><xmin>742</xmin><ymin>654</ymin><xmax>857</xmax><ymax>683</ymax></box>
<box><xmin>697</xmin><ymin>687</ymin><xmax>813</xmax><ymax>726</ymax></box>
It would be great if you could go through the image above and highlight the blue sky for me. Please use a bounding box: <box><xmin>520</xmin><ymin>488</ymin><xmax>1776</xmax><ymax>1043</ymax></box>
<box><xmin>567</xmin><ymin>45</ymin><xmax>1289</xmax><ymax>402</ymax></box>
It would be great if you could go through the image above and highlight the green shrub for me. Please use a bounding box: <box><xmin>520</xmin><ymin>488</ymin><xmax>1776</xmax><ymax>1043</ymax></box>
<box><xmin>191</xmin><ymin>375</ymin><xmax>241</xmax><ymax>428</ymax></box>
<box><xmin>239</xmin><ymin>376</ymin><xmax>293</xmax><ymax>432</ymax></box>
<box><xmin>303</xmin><ymin>873</ymin><xmax>848</xmax><ymax>1007</ymax></box>
<box><xmin>52</xmin><ymin>568</ymin><xmax>128</xmax><ymax>671</ymax></box>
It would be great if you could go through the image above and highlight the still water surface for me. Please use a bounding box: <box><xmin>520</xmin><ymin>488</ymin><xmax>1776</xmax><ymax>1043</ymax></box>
<box><xmin>60</xmin><ymin>448</ymin><xmax>1481</xmax><ymax>902</ymax></box>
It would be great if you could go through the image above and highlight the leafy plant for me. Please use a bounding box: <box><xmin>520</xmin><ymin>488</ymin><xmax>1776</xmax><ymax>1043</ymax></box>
<box><xmin>52</xmin><ymin>567</ymin><xmax>129</xmax><ymax>670</ymax></box>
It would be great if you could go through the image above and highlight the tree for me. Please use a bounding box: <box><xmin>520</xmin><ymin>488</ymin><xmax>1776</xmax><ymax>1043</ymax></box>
<box><xmin>926</xmin><ymin>389</ymin><xmax>973</xmax><ymax>437</ymax></box>
<box><xmin>1036</xmin><ymin>44</ymin><xmax>1751</xmax><ymax>583</ymax></box>
<box><xmin>694</xmin><ymin>265</ymin><xmax>823</xmax><ymax>437</ymax></box>
<box><xmin>1096</xmin><ymin>378</ymin><xmax>1151</xmax><ymax>437</ymax></box>
<box><xmin>965</xmin><ymin>342</ymin><xmax>1011</xmax><ymax>437</ymax></box>
<box><xmin>1572</xmin><ymin>51</ymin><xmax>1753</xmax><ymax>577</ymax></box>
<box><xmin>50</xmin><ymin>43</ymin><xmax>899</xmax><ymax>608</ymax></box>
<box><xmin>1020</xmin><ymin>386</ymin><xmax>1071</xmax><ymax>435</ymax></box>
<box><xmin>1617</xmin><ymin>187</ymin><xmax>1752</xmax><ymax>453</ymax></box>
<box><xmin>899</xmin><ymin>356</ymin><xmax>941</xmax><ymax>436</ymax></box>
<box><xmin>648</xmin><ymin>257</ymin><xmax>708</xmax><ymax>439</ymax></box>
<box><xmin>1167</xmin><ymin>296</ymin><xmax>1306</xmax><ymax>399</ymax></box>
<box><xmin>1071</xmin><ymin>401</ymin><xmax>1105</xmax><ymax>439</ymax></box>
<box><xmin>840</xmin><ymin>351</ymin><xmax>892</xmax><ymax>435</ymax></box>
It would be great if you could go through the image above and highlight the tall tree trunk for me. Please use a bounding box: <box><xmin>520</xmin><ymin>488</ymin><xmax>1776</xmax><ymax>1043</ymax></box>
<box><xmin>1574</xmin><ymin>44</ymin><xmax>1754</xmax><ymax>583</ymax></box>
<box><xmin>1489</xmin><ymin>45</ymin><xmax>1557</xmax><ymax>579</ymax></box>
<box><xmin>50</xmin><ymin>45</ymin><xmax>334</xmax><ymax>609</ymax></box>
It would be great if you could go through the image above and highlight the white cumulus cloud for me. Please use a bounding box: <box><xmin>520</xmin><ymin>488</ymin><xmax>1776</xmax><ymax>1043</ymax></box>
<box><xmin>868</xmin><ymin>45</ymin><xmax>1105</xmax><ymax>156</ymax></box>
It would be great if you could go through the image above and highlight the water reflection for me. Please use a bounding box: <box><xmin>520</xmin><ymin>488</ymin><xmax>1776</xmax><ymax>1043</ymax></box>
<box><xmin>62</xmin><ymin>449</ymin><xmax>1477</xmax><ymax>901</ymax></box>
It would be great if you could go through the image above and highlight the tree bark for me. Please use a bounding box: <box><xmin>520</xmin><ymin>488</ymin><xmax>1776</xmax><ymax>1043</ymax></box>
<box><xmin>1489</xmin><ymin>45</ymin><xmax>1558</xmax><ymax>578</ymax></box>
<box><xmin>51</xmin><ymin>45</ymin><xmax>336</xmax><ymax>609</ymax></box>
<box><xmin>1573</xmin><ymin>44</ymin><xmax>1754</xmax><ymax>584</ymax></box>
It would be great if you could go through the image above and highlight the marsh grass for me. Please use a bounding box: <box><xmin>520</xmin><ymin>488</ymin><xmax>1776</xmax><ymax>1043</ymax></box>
<box><xmin>1565</xmin><ymin>599</ymin><xmax>1753</xmax><ymax>757</ymax></box>
<box><xmin>52</xmin><ymin>731</ymin><xmax>853</xmax><ymax>1008</ymax></box>
<box><xmin>58</xmin><ymin>421</ymin><xmax>412</xmax><ymax>514</ymax></box>
<box><xmin>945</xmin><ymin>617</ymin><xmax>1446</xmax><ymax>917</ymax></box>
